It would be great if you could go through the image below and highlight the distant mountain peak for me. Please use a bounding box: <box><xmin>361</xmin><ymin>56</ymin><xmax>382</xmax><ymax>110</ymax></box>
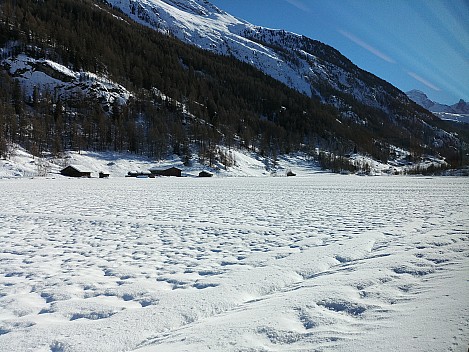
<box><xmin>406</xmin><ymin>89</ymin><xmax>435</xmax><ymax>110</ymax></box>
<box><xmin>453</xmin><ymin>99</ymin><xmax>469</xmax><ymax>114</ymax></box>
<box><xmin>407</xmin><ymin>90</ymin><xmax>469</xmax><ymax>115</ymax></box>
<box><xmin>407</xmin><ymin>89</ymin><xmax>428</xmax><ymax>100</ymax></box>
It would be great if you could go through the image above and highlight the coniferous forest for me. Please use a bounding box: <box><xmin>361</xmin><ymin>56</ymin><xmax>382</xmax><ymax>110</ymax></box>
<box><xmin>0</xmin><ymin>0</ymin><xmax>467</xmax><ymax>171</ymax></box>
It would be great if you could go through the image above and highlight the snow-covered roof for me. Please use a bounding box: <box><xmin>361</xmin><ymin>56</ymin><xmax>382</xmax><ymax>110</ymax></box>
<box><xmin>65</xmin><ymin>164</ymin><xmax>92</xmax><ymax>173</ymax></box>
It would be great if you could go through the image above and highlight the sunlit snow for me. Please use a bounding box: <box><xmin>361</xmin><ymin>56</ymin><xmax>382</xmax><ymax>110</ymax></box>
<box><xmin>3</xmin><ymin>55</ymin><xmax>131</xmax><ymax>105</ymax></box>
<box><xmin>0</xmin><ymin>176</ymin><xmax>468</xmax><ymax>351</ymax></box>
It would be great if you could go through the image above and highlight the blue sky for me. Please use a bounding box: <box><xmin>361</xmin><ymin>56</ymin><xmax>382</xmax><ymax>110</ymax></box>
<box><xmin>210</xmin><ymin>0</ymin><xmax>469</xmax><ymax>105</ymax></box>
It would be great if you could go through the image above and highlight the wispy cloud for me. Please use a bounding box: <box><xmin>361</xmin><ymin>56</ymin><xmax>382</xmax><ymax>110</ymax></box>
<box><xmin>407</xmin><ymin>71</ymin><xmax>441</xmax><ymax>91</ymax></box>
<box><xmin>338</xmin><ymin>29</ymin><xmax>395</xmax><ymax>63</ymax></box>
<box><xmin>285</xmin><ymin>0</ymin><xmax>310</xmax><ymax>12</ymax></box>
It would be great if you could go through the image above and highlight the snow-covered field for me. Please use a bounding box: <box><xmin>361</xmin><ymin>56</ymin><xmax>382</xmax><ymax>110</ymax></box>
<box><xmin>0</xmin><ymin>176</ymin><xmax>468</xmax><ymax>351</ymax></box>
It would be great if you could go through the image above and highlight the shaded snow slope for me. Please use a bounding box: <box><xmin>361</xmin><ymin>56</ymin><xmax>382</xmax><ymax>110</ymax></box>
<box><xmin>0</xmin><ymin>146</ymin><xmax>325</xmax><ymax>179</ymax></box>
<box><xmin>1</xmin><ymin>142</ymin><xmax>452</xmax><ymax>179</ymax></box>
<box><xmin>1</xmin><ymin>144</ymin><xmax>449</xmax><ymax>179</ymax></box>
<box><xmin>0</xmin><ymin>176</ymin><xmax>468</xmax><ymax>351</ymax></box>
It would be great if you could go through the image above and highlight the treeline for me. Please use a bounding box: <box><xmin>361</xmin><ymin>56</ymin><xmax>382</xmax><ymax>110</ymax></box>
<box><xmin>0</xmin><ymin>71</ymin><xmax>209</xmax><ymax>161</ymax></box>
<box><xmin>0</xmin><ymin>0</ymin><xmax>466</xmax><ymax>169</ymax></box>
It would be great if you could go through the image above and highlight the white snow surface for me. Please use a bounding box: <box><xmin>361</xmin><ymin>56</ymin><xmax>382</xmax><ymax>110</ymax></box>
<box><xmin>434</xmin><ymin>112</ymin><xmax>469</xmax><ymax>124</ymax></box>
<box><xmin>0</xmin><ymin>146</ymin><xmax>323</xmax><ymax>179</ymax></box>
<box><xmin>0</xmin><ymin>144</ymin><xmax>450</xmax><ymax>180</ymax></box>
<box><xmin>0</xmin><ymin>172</ymin><xmax>468</xmax><ymax>351</ymax></box>
<box><xmin>2</xmin><ymin>54</ymin><xmax>131</xmax><ymax>105</ymax></box>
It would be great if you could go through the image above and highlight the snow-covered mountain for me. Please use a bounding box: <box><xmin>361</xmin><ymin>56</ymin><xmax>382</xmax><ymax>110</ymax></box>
<box><xmin>407</xmin><ymin>89</ymin><xmax>469</xmax><ymax>114</ymax></box>
<box><xmin>107</xmin><ymin>0</ymin><xmax>311</xmax><ymax>95</ymax></box>
<box><xmin>407</xmin><ymin>90</ymin><xmax>469</xmax><ymax>124</ymax></box>
<box><xmin>451</xmin><ymin>99</ymin><xmax>469</xmax><ymax>114</ymax></box>
<box><xmin>106</xmin><ymin>0</ymin><xmax>409</xmax><ymax>112</ymax></box>
<box><xmin>406</xmin><ymin>89</ymin><xmax>449</xmax><ymax>113</ymax></box>
<box><xmin>1</xmin><ymin>0</ymin><xmax>466</xmax><ymax>171</ymax></box>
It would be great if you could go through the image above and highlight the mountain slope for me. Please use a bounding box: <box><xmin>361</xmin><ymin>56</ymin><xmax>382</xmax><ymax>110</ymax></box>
<box><xmin>2</xmin><ymin>54</ymin><xmax>131</xmax><ymax>108</ymax></box>
<box><xmin>106</xmin><ymin>0</ymin><xmax>422</xmax><ymax>115</ymax></box>
<box><xmin>0</xmin><ymin>0</ymin><xmax>360</xmax><ymax>163</ymax></box>
<box><xmin>105</xmin><ymin>0</ymin><xmax>469</xmax><ymax>165</ymax></box>
<box><xmin>107</xmin><ymin>0</ymin><xmax>312</xmax><ymax>95</ymax></box>
<box><xmin>0</xmin><ymin>0</ymin><xmax>467</xmax><ymax>171</ymax></box>
<box><xmin>103</xmin><ymin>0</ymin><xmax>469</xmax><ymax>166</ymax></box>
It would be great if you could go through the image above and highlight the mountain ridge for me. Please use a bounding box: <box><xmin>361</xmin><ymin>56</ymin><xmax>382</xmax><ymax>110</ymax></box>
<box><xmin>407</xmin><ymin>89</ymin><xmax>469</xmax><ymax>114</ymax></box>
<box><xmin>407</xmin><ymin>89</ymin><xmax>469</xmax><ymax>125</ymax></box>
<box><xmin>0</xmin><ymin>0</ymin><xmax>467</xmax><ymax>172</ymax></box>
<box><xmin>105</xmin><ymin>0</ymin><xmax>413</xmax><ymax>112</ymax></box>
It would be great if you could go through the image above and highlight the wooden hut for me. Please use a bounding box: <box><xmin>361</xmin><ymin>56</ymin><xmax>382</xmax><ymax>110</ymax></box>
<box><xmin>150</xmin><ymin>167</ymin><xmax>182</xmax><ymax>177</ymax></box>
<box><xmin>99</xmin><ymin>172</ymin><xmax>110</xmax><ymax>178</ymax></box>
<box><xmin>198</xmin><ymin>171</ymin><xmax>213</xmax><ymax>177</ymax></box>
<box><xmin>60</xmin><ymin>165</ymin><xmax>92</xmax><ymax>178</ymax></box>
<box><xmin>126</xmin><ymin>171</ymin><xmax>152</xmax><ymax>178</ymax></box>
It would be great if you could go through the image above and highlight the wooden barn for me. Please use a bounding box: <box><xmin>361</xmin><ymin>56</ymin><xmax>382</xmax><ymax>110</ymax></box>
<box><xmin>126</xmin><ymin>171</ymin><xmax>152</xmax><ymax>178</ymax></box>
<box><xmin>150</xmin><ymin>167</ymin><xmax>182</xmax><ymax>177</ymax></box>
<box><xmin>60</xmin><ymin>165</ymin><xmax>92</xmax><ymax>178</ymax></box>
<box><xmin>198</xmin><ymin>171</ymin><xmax>213</xmax><ymax>177</ymax></box>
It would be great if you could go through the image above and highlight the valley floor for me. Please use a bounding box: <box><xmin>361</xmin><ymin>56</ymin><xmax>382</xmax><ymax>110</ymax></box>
<box><xmin>0</xmin><ymin>176</ymin><xmax>468</xmax><ymax>351</ymax></box>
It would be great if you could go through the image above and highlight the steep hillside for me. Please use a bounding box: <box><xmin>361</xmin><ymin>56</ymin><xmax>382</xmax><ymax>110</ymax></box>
<box><xmin>2</xmin><ymin>54</ymin><xmax>131</xmax><ymax>108</ymax></box>
<box><xmin>106</xmin><ymin>0</ymin><xmax>437</xmax><ymax>122</ymax></box>
<box><xmin>104</xmin><ymin>0</ymin><xmax>468</xmax><ymax>168</ymax></box>
<box><xmin>0</xmin><ymin>0</ymin><xmax>467</xmax><ymax>172</ymax></box>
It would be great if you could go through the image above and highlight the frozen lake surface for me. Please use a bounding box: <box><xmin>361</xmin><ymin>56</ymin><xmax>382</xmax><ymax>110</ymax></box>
<box><xmin>0</xmin><ymin>176</ymin><xmax>468</xmax><ymax>351</ymax></box>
